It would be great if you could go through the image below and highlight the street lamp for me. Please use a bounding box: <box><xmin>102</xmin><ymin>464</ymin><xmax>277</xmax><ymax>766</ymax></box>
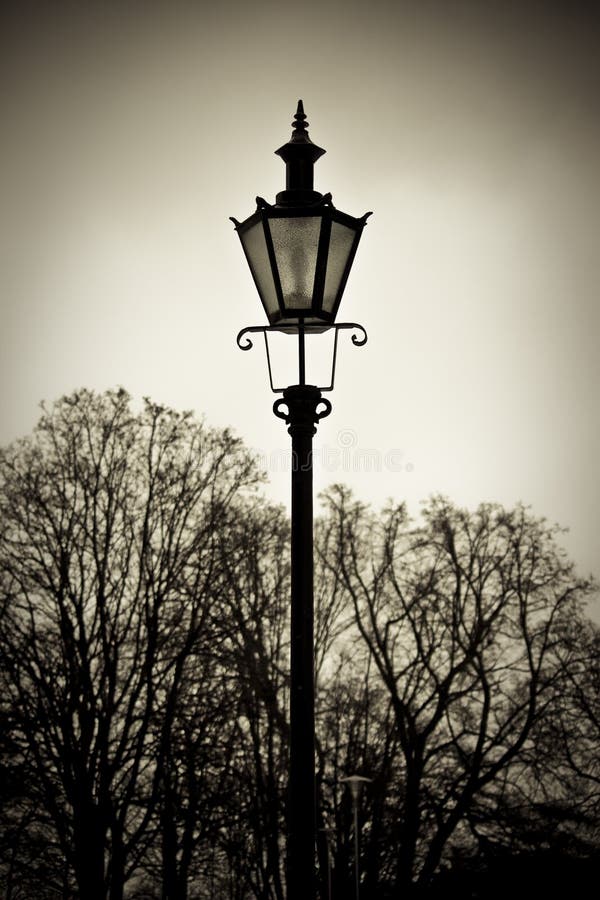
<box><xmin>232</xmin><ymin>101</ymin><xmax>371</xmax><ymax>900</ymax></box>
<box><xmin>341</xmin><ymin>775</ymin><xmax>372</xmax><ymax>900</ymax></box>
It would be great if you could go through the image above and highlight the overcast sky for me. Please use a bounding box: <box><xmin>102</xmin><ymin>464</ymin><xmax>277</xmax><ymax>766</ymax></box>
<box><xmin>2</xmin><ymin>2</ymin><xmax>599</xmax><ymax>617</ymax></box>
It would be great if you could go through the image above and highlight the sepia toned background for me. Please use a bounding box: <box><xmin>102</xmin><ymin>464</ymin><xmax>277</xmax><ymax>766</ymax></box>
<box><xmin>1</xmin><ymin>1</ymin><xmax>598</xmax><ymax>615</ymax></box>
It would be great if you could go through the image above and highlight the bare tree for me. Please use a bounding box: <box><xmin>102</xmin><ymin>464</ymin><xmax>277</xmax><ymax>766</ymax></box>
<box><xmin>512</xmin><ymin>614</ymin><xmax>600</xmax><ymax>859</ymax></box>
<box><xmin>0</xmin><ymin>389</ymin><xmax>261</xmax><ymax>899</ymax></box>
<box><xmin>549</xmin><ymin>618</ymin><xmax>600</xmax><ymax>798</ymax></box>
<box><xmin>211</xmin><ymin>502</ymin><xmax>291</xmax><ymax>900</ymax></box>
<box><xmin>2</xmin><ymin>392</ymin><xmax>597</xmax><ymax>899</ymax></box>
<box><xmin>318</xmin><ymin>486</ymin><xmax>596</xmax><ymax>895</ymax></box>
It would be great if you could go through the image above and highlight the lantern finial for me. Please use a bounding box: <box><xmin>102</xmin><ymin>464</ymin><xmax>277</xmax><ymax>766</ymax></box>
<box><xmin>275</xmin><ymin>101</ymin><xmax>325</xmax><ymax>206</ymax></box>
<box><xmin>290</xmin><ymin>100</ymin><xmax>308</xmax><ymax>140</ymax></box>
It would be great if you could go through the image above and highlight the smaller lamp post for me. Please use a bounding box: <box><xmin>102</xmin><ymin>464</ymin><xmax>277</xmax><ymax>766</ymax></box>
<box><xmin>319</xmin><ymin>823</ymin><xmax>334</xmax><ymax>900</ymax></box>
<box><xmin>341</xmin><ymin>774</ymin><xmax>372</xmax><ymax>900</ymax></box>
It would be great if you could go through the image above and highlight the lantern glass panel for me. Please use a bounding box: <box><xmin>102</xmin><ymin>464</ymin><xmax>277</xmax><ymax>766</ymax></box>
<box><xmin>322</xmin><ymin>221</ymin><xmax>356</xmax><ymax>313</ymax></box>
<box><xmin>269</xmin><ymin>216</ymin><xmax>321</xmax><ymax>310</ymax></box>
<box><xmin>240</xmin><ymin>221</ymin><xmax>280</xmax><ymax>318</ymax></box>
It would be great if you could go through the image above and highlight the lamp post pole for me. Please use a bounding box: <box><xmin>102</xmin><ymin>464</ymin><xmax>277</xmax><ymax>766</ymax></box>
<box><xmin>232</xmin><ymin>101</ymin><xmax>371</xmax><ymax>900</ymax></box>
<box><xmin>289</xmin><ymin>391</ymin><xmax>316</xmax><ymax>900</ymax></box>
<box><xmin>274</xmin><ymin>385</ymin><xmax>330</xmax><ymax>900</ymax></box>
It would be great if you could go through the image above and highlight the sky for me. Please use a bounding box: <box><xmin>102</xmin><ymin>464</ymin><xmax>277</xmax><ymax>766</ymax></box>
<box><xmin>1</xmin><ymin>1</ymin><xmax>599</xmax><ymax>618</ymax></box>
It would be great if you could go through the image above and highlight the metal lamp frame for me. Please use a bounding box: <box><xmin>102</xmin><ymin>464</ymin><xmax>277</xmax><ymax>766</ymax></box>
<box><xmin>236</xmin><ymin>320</ymin><xmax>367</xmax><ymax>393</ymax></box>
<box><xmin>231</xmin><ymin>197</ymin><xmax>371</xmax><ymax>327</ymax></box>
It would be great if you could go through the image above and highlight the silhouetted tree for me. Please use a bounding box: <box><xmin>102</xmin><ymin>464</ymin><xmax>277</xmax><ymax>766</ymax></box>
<box><xmin>549</xmin><ymin>617</ymin><xmax>600</xmax><ymax>798</ymax></box>
<box><xmin>211</xmin><ymin>503</ymin><xmax>291</xmax><ymax>900</ymax></box>
<box><xmin>0</xmin><ymin>389</ymin><xmax>262</xmax><ymax>899</ymax></box>
<box><xmin>317</xmin><ymin>486</ymin><xmax>597</xmax><ymax>896</ymax></box>
<box><xmin>1</xmin><ymin>394</ymin><xmax>598</xmax><ymax>899</ymax></box>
